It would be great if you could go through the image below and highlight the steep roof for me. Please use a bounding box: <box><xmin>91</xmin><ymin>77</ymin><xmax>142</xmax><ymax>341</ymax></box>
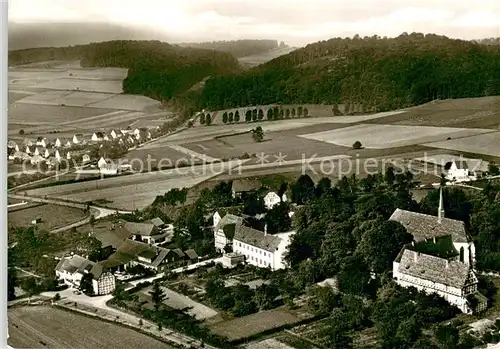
<box><xmin>184</xmin><ymin>249</ymin><xmax>199</xmax><ymax>260</ymax></box>
<box><xmin>232</xmin><ymin>179</ymin><xmax>262</xmax><ymax>193</ymax></box>
<box><xmin>233</xmin><ymin>225</ymin><xmax>282</xmax><ymax>252</ymax></box>
<box><xmin>55</xmin><ymin>254</ymin><xmax>104</xmax><ymax>280</ymax></box>
<box><xmin>124</xmin><ymin>222</ymin><xmax>158</xmax><ymax>236</ymax></box>
<box><xmin>149</xmin><ymin>217</ymin><xmax>165</xmax><ymax>227</ymax></box>
<box><xmin>389</xmin><ymin>208</ymin><xmax>468</xmax><ymax>243</ymax></box>
<box><xmin>398</xmin><ymin>249</ymin><xmax>473</xmax><ymax>289</ymax></box>
<box><xmin>215</xmin><ymin>213</ymin><xmax>244</xmax><ymax>233</ymax></box>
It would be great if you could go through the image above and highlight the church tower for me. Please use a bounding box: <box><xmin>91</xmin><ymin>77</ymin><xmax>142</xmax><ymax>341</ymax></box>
<box><xmin>438</xmin><ymin>187</ymin><xmax>445</xmax><ymax>223</ymax></box>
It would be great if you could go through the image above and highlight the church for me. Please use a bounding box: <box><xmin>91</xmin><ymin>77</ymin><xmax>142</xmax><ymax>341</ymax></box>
<box><xmin>391</xmin><ymin>189</ymin><xmax>487</xmax><ymax>314</ymax></box>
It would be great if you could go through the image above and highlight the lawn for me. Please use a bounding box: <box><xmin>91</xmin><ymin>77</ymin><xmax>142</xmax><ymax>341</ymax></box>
<box><xmin>8</xmin><ymin>204</ymin><xmax>88</xmax><ymax>231</ymax></box>
<box><xmin>208</xmin><ymin>307</ymin><xmax>313</xmax><ymax>341</ymax></box>
<box><xmin>8</xmin><ymin>306</ymin><xmax>171</xmax><ymax>349</ymax></box>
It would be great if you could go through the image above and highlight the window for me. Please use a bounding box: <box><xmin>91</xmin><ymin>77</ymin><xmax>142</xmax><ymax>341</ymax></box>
<box><xmin>239</xmin><ymin>242</ymin><xmax>241</xmax><ymax>247</ymax></box>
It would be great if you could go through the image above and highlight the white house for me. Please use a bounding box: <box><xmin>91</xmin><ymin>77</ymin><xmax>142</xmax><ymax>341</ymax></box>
<box><xmin>103</xmin><ymin>134</ymin><xmax>109</xmax><ymax>141</ymax></box>
<box><xmin>65</xmin><ymin>141</ymin><xmax>72</xmax><ymax>148</ymax></box>
<box><xmin>36</xmin><ymin>137</ymin><xmax>48</xmax><ymax>148</ymax></box>
<box><xmin>25</xmin><ymin>146</ymin><xmax>32</xmax><ymax>154</ymax></box>
<box><xmin>66</xmin><ymin>151</ymin><xmax>72</xmax><ymax>160</ymax></box>
<box><xmin>55</xmin><ymin>254</ymin><xmax>116</xmax><ymax>295</ymax></box>
<box><xmin>34</xmin><ymin>147</ymin><xmax>41</xmax><ymax>156</ymax></box>
<box><xmin>232</xmin><ymin>225</ymin><xmax>295</xmax><ymax>271</ymax></box>
<box><xmin>82</xmin><ymin>154</ymin><xmax>91</xmax><ymax>163</ymax></box>
<box><xmin>43</xmin><ymin>148</ymin><xmax>50</xmax><ymax>158</ymax></box>
<box><xmin>54</xmin><ymin>138</ymin><xmax>62</xmax><ymax>148</ymax></box>
<box><xmin>125</xmin><ymin>221</ymin><xmax>172</xmax><ymax>246</ymax></box>
<box><xmin>30</xmin><ymin>155</ymin><xmax>45</xmax><ymax>165</ymax></box>
<box><xmin>110</xmin><ymin>130</ymin><xmax>119</xmax><ymax>139</ymax></box>
<box><xmin>118</xmin><ymin>138</ymin><xmax>125</xmax><ymax>145</ymax></box>
<box><xmin>91</xmin><ymin>132</ymin><xmax>105</xmax><ymax>142</ymax></box>
<box><xmin>390</xmin><ymin>189</ymin><xmax>486</xmax><ymax>314</ymax></box>
<box><xmin>445</xmin><ymin>160</ymin><xmax>471</xmax><ymax>182</ymax></box>
<box><xmin>100</xmin><ymin>164</ymin><xmax>120</xmax><ymax>175</ymax></box>
<box><xmin>55</xmin><ymin>149</ymin><xmax>61</xmax><ymax>162</ymax></box>
<box><xmin>97</xmin><ymin>157</ymin><xmax>108</xmax><ymax>169</ymax></box>
<box><xmin>264</xmin><ymin>191</ymin><xmax>287</xmax><ymax>210</ymax></box>
<box><xmin>72</xmin><ymin>134</ymin><xmax>80</xmax><ymax>144</ymax></box>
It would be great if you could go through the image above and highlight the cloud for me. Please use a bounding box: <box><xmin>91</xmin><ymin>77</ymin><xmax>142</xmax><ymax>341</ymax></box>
<box><xmin>8</xmin><ymin>0</ymin><xmax>500</xmax><ymax>45</ymax></box>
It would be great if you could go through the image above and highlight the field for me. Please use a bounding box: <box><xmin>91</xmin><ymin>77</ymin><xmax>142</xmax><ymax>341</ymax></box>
<box><xmin>8</xmin><ymin>60</ymin><xmax>169</xmax><ymax>140</ymax></box>
<box><xmin>208</xmin><ymin>307</ymin><xmax>312</xmax><ymax>341</ymax></box>
<box><xmin>238</xmin><ymin>47</ymin><xmax>297</xmax><ymax>68</ymax></box>
<box><xmin>299</xmin><ymin>124</ymin><xmax>495</xmax><ymax>149</ymax></box>
<box><xmin>8</xmin><ymin>306</ymin><xmax>171</xmax><ymax>349</ymax></box>
<box><xmin>424</xmin><ymin>131</ymin><xmax>500</xmax><ymax>157</ymax></box>
<box><xmin>8</xmin><ymin>204</ymin><xmax>88</xmax><ymax>231</ymax></box>
<box><xmin>23</xmin><ymin>161</ymin><xmax>244</xmax><ymax>211</ymax></box>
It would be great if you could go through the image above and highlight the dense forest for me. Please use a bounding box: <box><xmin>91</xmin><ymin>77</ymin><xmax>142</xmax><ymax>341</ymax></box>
<box><xmin>196</xmin><ymin>33</ymin><xmax>500</xmax><ymax>112</ymax></box>
<box><xmin>8</xmin><ymin>40</ymin><xmax>240</xmax><ymax>102</ymax></box>
<box><xmin>177</xmin><ymin>39</ymin><xmax>280</xmax><ymax>58</ymax></box>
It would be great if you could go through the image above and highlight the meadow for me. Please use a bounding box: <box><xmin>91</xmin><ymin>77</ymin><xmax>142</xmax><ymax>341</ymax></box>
<box><xmin>8</xmin><ymin>204</ymin><xmax>88</xmax><ymax>231</ymax></box>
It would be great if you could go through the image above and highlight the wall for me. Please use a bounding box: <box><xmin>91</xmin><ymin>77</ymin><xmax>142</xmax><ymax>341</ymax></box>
<box><xmin>233</xmin><ymin>239</ymin><xmax>275</xmax><ymax>269</ymax></box>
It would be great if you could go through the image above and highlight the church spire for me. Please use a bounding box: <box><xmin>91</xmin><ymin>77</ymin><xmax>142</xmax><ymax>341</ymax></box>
<box><xmin>438</xmin><ymin>187</ymin><xmax>445</xmax><ymax>223</ymax></box>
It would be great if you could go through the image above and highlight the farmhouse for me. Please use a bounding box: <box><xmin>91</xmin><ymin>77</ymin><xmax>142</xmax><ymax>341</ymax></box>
<box><xmin>43</xmin><ymin>148</ymin><xmax>51</xmax><ymax>158</ymax></box>
<box><xmin>148</xmin><ymin>217</ymin><xmax>167</xmax><ymax>230</ymax></box>
<box><xmin>110</xmin><ymin>129</ymin><xmax>120</xmax><ymax>139</ymax></box>
<box><xmin>391</xmin><ymin>189</ymin><xmax>486</xmax><ymax>313</ymax></box>
<box><xmin>82</xmin><ymin>154</ymin><xmax>91</xmax><ymax>163</ymax></box>
<box><xmin>54</xmin><ymin>138</ymin><xmax>62</xmax><ymax>148</ymax></box>
<box><xmin>231</xmin><ymin>179</ymin><xmax>262</xmax><ymax>198</ymax></box>
<box><xmin>232</xmin><ymin>226</ymin><xmax>295</xmax><ymax>271</ymax></box>
<box><xmin>444</xmin><ymin>158</ymin><xmax>487</xmax><ymax>182</ymax></box>
<box><xmin>125</xmin><ymin>221</ymin><xmax>172</xmax><ymax>246</ymax></box>
<box><xmin>36</xmin><ymin>137</ymin><xmax>49</xmax><ymax>148</ymax></box>
<box><xmin>25</xmin><ymin>145</ymin><xmax>32</xmax><ymax>154</ymax></box>
<box><xmin>55</xmin><ymin>254</ymin><xmax>116</xmax><ymax>295</ymax></box>
<box><xmin>264</xmin><ymin>191</ymin><xmax>287</xmax><ymax>210</ymax></box>
<box><xmin>65</xmin><ymin>140</ymin><xmax>72</xmax><ymax>148</ymax></box>
<box><xmin>97</xmin><ymin>157</ymin><xmax>108</xmax><ymax>168</ymax></box>
<box><xmin>72</xmin><ymin>134</ymin><xmax>80</xmax><ymax>144</ymax></box>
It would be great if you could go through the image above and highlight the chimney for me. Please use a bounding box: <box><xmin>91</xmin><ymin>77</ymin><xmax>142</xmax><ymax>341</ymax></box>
<box><xmin>438</xmin><ymin>187</ymin><xmax>445</xmax><ymax>223</ymax></box>
<box><xmin>445</xmin><ymin>260</ymin><xmax>449</xmax><ymax>268</ymax></box>
<box><xmin>414</xmin><ymin>251</ymin><xmax>419</xmax><ymax>262</ymax></box>
<box><xmin>433</xmin><ymin>236</ymin><xmax>436</xmax><ymax>244</ymax></box>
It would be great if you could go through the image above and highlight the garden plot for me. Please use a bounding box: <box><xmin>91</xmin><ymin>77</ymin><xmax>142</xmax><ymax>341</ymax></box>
<box><xmin>88</xmin><ymin>94</ymin><xmax>162</xmax><ymax>111</ymax></box>
<box><xmin>8</xmin><ymin>306</ymin><xmax>169</xmax><ymax>349</ymax></box>
<box><xmin>34</xmin><ymin>78</ymin><xmax>123</xmax><ymax>93</ymax></box>
<box><xmin>299</xmin><ymin>124</ymin><xmax>494</xmax><ymax>149</ymax></box>
<box><xmin>141</xmin><ymin>286</ymin><xmax>218</xmax><ymax>320</ymax></box>
<box><xmin>423</xmin><ymin>131</ymin><xmax>500</xmax><ymax>157</ymax></box>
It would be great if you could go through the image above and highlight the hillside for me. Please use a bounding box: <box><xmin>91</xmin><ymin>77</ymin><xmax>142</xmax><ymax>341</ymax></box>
<box><xmin>8</xmin><ymin>40</ymin><xmax>240</xmax><ymax>102</ymax></box>
<box><xmin>196</xmin><ymin>33</ymin><xmax>500</xmax><ymax>113</ymax></box>
<box><xmin>176</xmin><ymin>39</ymin><xmax>279</xmax><ymax>58</ymax></box>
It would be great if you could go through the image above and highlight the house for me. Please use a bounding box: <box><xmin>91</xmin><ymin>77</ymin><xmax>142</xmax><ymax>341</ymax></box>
<box><xmin>232</xmin><ymin>225</ymin><xmax>295</xmax><ymax>271</ymax></box>
<box><xmin>148</xmin><ymin>217</ymin><xmax>167</xmax><ymax>230</ymax></box>
<box><xmin>34</xmin><ymin>147</ymin><xmax>41</xmax><ymax>156</ymax></box>
<box><xmin>104</xmin><ymin>239</ymin><xmax>184</xmax><ymax>272</ymax></box>
<box><xmin>54</xmin><ymin>138</ymin><xmax>62</xmax><ymax>148</ymax></box>
<box><xmin>10</xmin><ymin>151</ymin><xmax>26</xmax><ymax>160</ymax></box>
<box><xmin>124</xmin><ymin>221</ymin><xmax>171</xmax><ymax>246</ymax></box>
<box><xmin>213</xmin><ymin>212</ymin><xmax>246</xmax><ymax>253</ymax></box>
<box><xmin>25</xmin><ymin>145</ymin><xmax>32</xmax><ymax>154</ymax></box>
<box><xmin>82</xmin><ymin>154</ymin><xmax>91</xmax><ymax>163</ymax></box>
<box><xmin>184</xmin><ymin>249</ymin><xmax>199</xmax><ymax>263</ymax></box>
<box><xmin>31</xmin><ymin>217</ymin><xmax>42</xmax><ymax>224</ymax></box>
<box><xmin>264</xmin><ymin>191</ymin><xmax>287</xmax><ymax>210</ymax></box>
<box><xmin>43</xmin><ymin>148</ymin><xmax>51</xmax><ymax>159</ymax></box>
<box><xmin>55</xmin><ymin>149</ymin><xmax>61</xmax><ymax>162</ymax></box>
<box><xmin>55</xmin><ymin>254</ymin><xmax>116</xmax><ymax>295</ymax></box>
<box><xmin>72</xmin><ymin>134</ymin><xmax>80</xmax><ymax>144</ymax></box>
<box><xmin>231</xmin><ymin>179</ymin><xmax>262</xmax><ymax>198</ymax></box>
<box><xmin>444</xmin><ymin>160</ymin><xmax>470</xmax><ymax>182</ymax></box>
<box><xmin>97</xmin><ymin>157</ymin><xmax>108</xmax><ymax>169</ymax></box>
<box><xmin>118</xmin><ymin>138</ymin><xmax>125</xmax><ymax>145</ymax></box>
<box><xmin>65</xmin><ymin>140</ymin><xmax>72</xmax><ymax>148</ymax></box>
<box><xmin>35</xmin><ymin>137</ymin><xmax>49</xmax><ymax>148</ymax></box>
<box><xmin>30</xmin><ymin>155</ymin><xmax>45</xmax><ymax>165</ymax></box>
<box><xmin>7</xmin><ymin>140</ymin><xmax>17</xmax><ymax>150</ymax></box>
<box><xmin>221</xmin><ymin>252</ymin><xmax>246</xmax><ymax>268</ymax></box>
<box><xmin>110</xmin><ymin>130</ymin><xmax>120</xmax><ymax>139</ymax></box>
<box><xmin>100</xmin><ymin>164</ymin><xmax>120</xmax><ymax>175</ymax></box>
<box><xmin>66</xmin><ymin>151</ymin><xmax>72</xmax><ymax>160</ymax></box>
<box><xmin>391</xmin><ymin>189</ymin><xmax>486</xmax><ymax>314</ymax></box>
<box><xmin>91</xmin><ymin>132</ymin><xmax>105</xmax><ymax>142</ymax></box>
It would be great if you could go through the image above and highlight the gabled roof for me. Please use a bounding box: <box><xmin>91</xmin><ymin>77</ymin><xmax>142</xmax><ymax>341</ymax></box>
<box><xmin>215</xmin><ymin>213</ymin><xmax>244</xmax><ymax>233</ymax></box>
<box><xmin>149</xmin><ymin>217</ymin><xmax>165</xmax><ymax>227</ymax></box>
<box><xmin>233</xmin><ymin>225</ymin><xmax>282</xmax><ymax>252</ymax></box>
<box><xmin>389</xmin><ymin>208</ymin><xmax>468</xmax><ymax>243</ymax></box>
<box><xmin>184</xmin><ymin>249</ymin><xmax>199</xmax><ymax>260</ymax></box>
<box><xmin>124</xmin><ymin>222</ymin><xmax>158</xmax><ymax>236</ymax></box>
<box><xmin>172</xmin><ymin>248</ymin><xmax>185</xmax><ymax>258</ymax></box>
<box><xmin>397</xmin><ymin>248</ymin><xmax>473</xmax><ymax>289</ymax></box>
<box><xmin>232</xmin><ymin>179</ymin><xmax>262</xmax><ymax>193</ymax></box>
<box><xmin>55</xmin><ymin>254</ymin><xmax>104</xmax><ymax>280</ymax></box>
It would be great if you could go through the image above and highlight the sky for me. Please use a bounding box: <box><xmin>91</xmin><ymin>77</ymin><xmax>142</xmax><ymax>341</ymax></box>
<box><xmin>8</xmin><ymin>0</ymin><xmax>500</xmax><ymax>46</ymax></box>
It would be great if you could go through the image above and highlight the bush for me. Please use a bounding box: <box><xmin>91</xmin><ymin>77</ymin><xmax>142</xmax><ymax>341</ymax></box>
<box><xmin>352</xmin><ymin>141</ymin><xmax>363</xmax><ymax>149</ymax></box>
<box><xmin>19</xmin><ymin>129</ymin><xmax>25</xmax><ymax>135</ymax></box>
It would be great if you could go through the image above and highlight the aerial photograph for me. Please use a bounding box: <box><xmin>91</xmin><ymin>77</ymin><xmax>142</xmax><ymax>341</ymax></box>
<box><xmin>6</xmin><ymin>0</ymin><xmax>500</xmax><ymax>348</ymax></box>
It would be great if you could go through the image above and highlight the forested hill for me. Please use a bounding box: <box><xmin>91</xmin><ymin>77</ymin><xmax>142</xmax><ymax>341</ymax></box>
<box><xmin>197</xmin><ymin>33</ymin><xmax>500</xmax><ymax>112</ymax></box>
<box><xmin>8</xmin><ymin>40</ymin><xmax>240</xmax><ymax>102</ymax></box>
<box><xmin>176</xmin><ymin>39</ymin><xmax>279</xmax><ymax>58</ymax></box>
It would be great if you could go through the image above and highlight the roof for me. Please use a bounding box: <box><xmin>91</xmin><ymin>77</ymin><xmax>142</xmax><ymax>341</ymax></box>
<box><xmin>231</xmin><ymin>179</ymin><xmax>262</xmax><ymax>193</ymax></box>
<box><xmin>55</xmin><ymin>254</ymin><xmax>104</xmax><ymax>280</ymax></box>
<box><xmin>397</xmin><ymin>249</ymin><xmax>472</xmax><ymax>289</ymax></box>
<box><xmin>233</xmin><ymin>225</ymin><xmax>282</xmax><ymax>252</ymax></box>
<box><xmin>105</xmin><ymin>239</ymin><xmax>170</xmax><ymax>268</ymax></box>
<box><xmin>389</xmin><ymin>208</ymin><xmax>468</xmax><ymax>243</ymax></box>
<box><xmin>124</xmin><ymin>222</ymin><xmax>158</xmax><ymax>236</ymax></box>
<box><xmin>172</xmin><ymin>248</ymin><xmax>185</xmax><ymax>258</ymax></box>
<box><xmin>149</xmin><ymin>217</ymin><xmax>165</xmax><ymax>227</ymax></box>
<box><xmin>184</xmin><ymin>249</ymin><xmax>198</xmax><ymax>260</ymax></box>
<box><xmin>215</xmin><ymin>213</ymin><xmax>244</xmax><ymax>232</ymax></box>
